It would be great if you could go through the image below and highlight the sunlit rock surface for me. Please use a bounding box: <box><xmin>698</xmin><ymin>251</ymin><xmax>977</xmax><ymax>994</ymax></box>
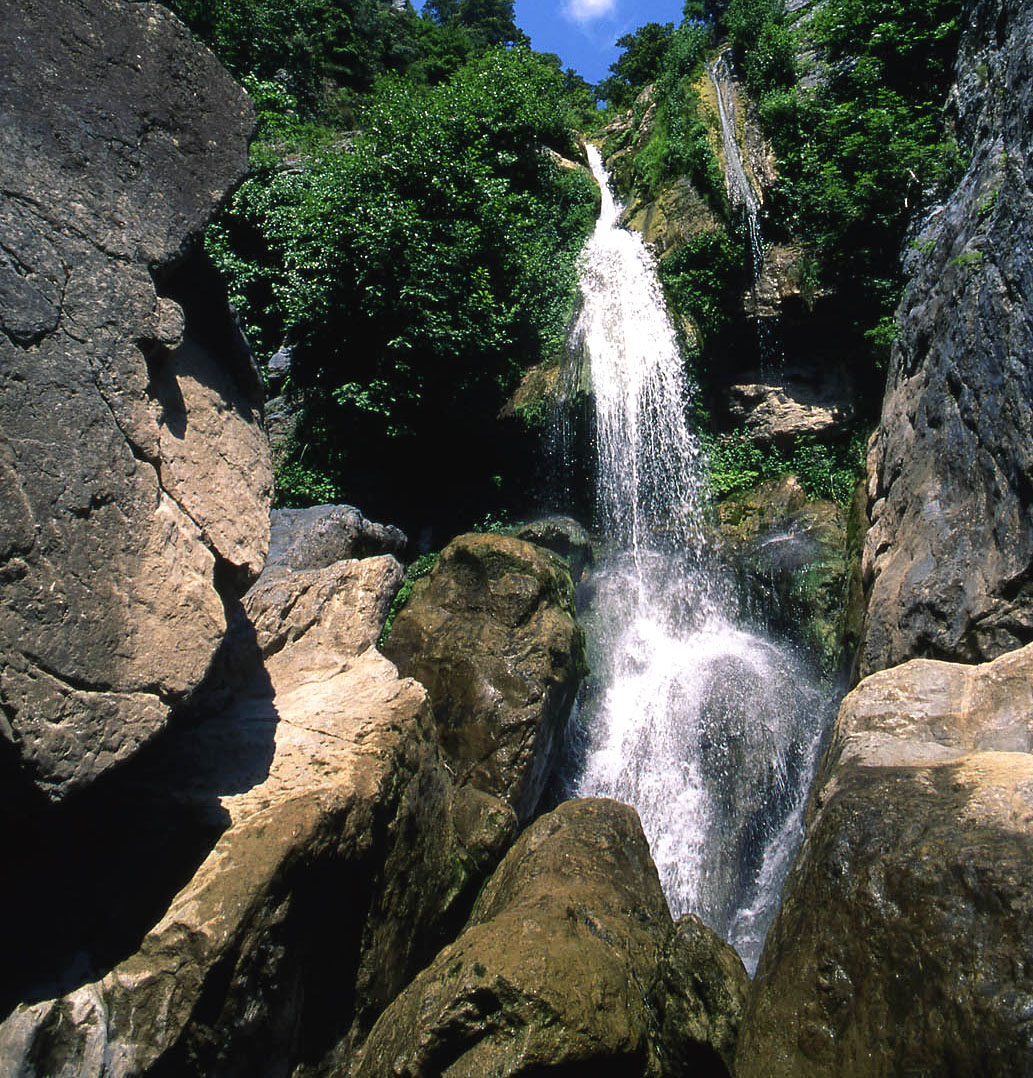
<box><xmin>736</xmin><ymin>642</ymin><xmax>1033</xmax><ymax>1077</ymax></box>
<box><xmin>0</xmin><ymin>0</ymin><xmax>270</xmax><ymax>798</ymax></box>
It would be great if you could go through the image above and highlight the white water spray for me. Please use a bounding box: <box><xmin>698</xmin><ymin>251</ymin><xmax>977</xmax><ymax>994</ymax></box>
<box><xmin>567</xmin><ymin>146</ymin><xmax>831</xmax><ymax>972</ymax></box>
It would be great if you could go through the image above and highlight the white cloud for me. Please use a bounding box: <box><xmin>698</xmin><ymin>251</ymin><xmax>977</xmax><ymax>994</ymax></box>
<box><xmin>563</xmin><ymin>0</ymin><xmax>618</xmax><ymax>23</ymax></box>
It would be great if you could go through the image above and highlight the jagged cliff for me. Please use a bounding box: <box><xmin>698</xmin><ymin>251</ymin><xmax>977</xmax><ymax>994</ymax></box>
<box><xmin>858</xmin><ymin>0</ymin><xmax>1033</xmax><ymax>673</ymax></box>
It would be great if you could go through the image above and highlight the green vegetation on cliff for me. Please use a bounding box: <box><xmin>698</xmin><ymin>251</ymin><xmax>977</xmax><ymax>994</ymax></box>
<box><xmin>163</xmin><ymin>0</ymin><xmax>597</xmax><ymax>529</ymax></box>
<box><xmin>723</xmin><ymin>0</ymin><xmax>962</xmax><ymax>345</ymax></box>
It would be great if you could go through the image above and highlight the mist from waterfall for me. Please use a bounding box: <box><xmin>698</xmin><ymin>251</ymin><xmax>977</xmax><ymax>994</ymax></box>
<box><xmin>564</xmin><ymin>145</ymin><xmax>834</xmax><ymax>973</ymax></box>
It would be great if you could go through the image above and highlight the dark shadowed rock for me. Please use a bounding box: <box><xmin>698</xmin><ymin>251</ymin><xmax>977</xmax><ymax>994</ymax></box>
<box><xmin>267</xmin><ymin>505</ymin><xmax>407</xmax><ymax>578</ymax></box>
<box><xmin>736</xmin><ymin>643</ymin><xmax>1033</xmax><ymax>1078</ymax></box>
<box><xmin>0</xmin><ymin>0</ymin><xmax>270</xmax><ymax>799</ymax></box>
<box><xmin>859</xmin><ymin>0</ymin><xmax>1033</xmax><ymax>673</ymax></box>
<box><xmin>383</xmin><ymin>533</ymin><xmax>587</xmax><ymax>823</ymax></box>
<box><xmin>349</xmin><ymin>798</ymin><xmax>747</xmax><ymax>1078</ymax></box>
<box><xmin>0</xmin><ymin>554</ymin><xmax>506</xmax><ymax>1077</ymax></box>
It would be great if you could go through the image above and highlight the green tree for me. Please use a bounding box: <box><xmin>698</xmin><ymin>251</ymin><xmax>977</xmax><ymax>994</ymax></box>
<box><xmin>599</xmin><ymin>22</ymin><xmax>675</xmax><ymax>107</ymax></box>
<box><xmin>208</xmin><ymin>47</ymin><xmax>596</xmax><ymax>527</ymax></box>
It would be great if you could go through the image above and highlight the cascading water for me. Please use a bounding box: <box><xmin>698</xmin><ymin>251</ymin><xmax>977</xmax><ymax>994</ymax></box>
<box><xmin>707</xmin><ymin>54</ymin><xmax>780</xmax><ymax>369</ymax></box>
<box><xmin>565</xmin><ymin>145</ymin><xmax>833</xmax><ymax>972</ymax></box>
<box><xmin>708</xmin><ymin>55</ymin><xmax>764</xmax><ymax>284</ymax></box>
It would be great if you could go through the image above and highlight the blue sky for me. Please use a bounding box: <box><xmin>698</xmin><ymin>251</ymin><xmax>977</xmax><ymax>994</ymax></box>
<box><xmin>417</xmin><ymin>2</ymin><xmax>687</xmax><ymax>86</ymax></box>
<box><xmin>514</xmin><ymin>0</ymin><xmax>685</xmax><ymax>84</ymax></box>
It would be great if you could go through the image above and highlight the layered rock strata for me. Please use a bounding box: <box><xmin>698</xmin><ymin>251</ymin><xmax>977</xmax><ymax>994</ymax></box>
<box><xmin>349</xmin><ymin>798</ymin><xmax>749</xmax><ymax>1078</ymax></box>
<box><xmin>736</xmin><ymin>642</ymin><xmax>1033</xmax><ymax>1077</ymax></box>
<box><xmin>0</xmin><ymin>0</ymin><xmax>270</xmax><ymax>798</ymax></box>
<box><xmin>859</xmin><ymin>0</ymin><xmax>1033</xmax><ymax>673</ymax></box>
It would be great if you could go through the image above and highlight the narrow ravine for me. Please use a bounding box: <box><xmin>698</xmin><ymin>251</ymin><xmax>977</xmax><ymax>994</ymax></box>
<box><xmin>564</xmin><ymin>145</ymin><xmax>836</xmax><ymax>972</ymax></box>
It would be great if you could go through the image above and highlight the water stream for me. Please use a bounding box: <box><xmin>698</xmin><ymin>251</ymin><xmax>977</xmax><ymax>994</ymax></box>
<box><xmin>707</xmin><ymin>55</ymin><xmax>780</xmax><ymax>370</ymax></box>
<box><xmin>564</xmin><ymin>146</ymin><xmax>833</xmax><ymax>972</ymax></box>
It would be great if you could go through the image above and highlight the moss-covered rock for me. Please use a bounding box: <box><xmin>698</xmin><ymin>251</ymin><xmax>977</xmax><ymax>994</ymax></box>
<box><xmin>348</xmin><ymin>798</ymin><xmax>748</xmax><ymax>1078</ymax></box>
<box><xmin>716</xmin><ymin>476</ymin><xmax>851</xmax><ymax>671</ymax></box>
<box><xmin>383</xmin><ymin>533</ymin><xmax>587</xmax><ymax>823</ymax></box>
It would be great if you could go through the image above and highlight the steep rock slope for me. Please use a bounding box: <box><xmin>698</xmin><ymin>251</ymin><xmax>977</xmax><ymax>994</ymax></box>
<box><xmin>859</xmin><ymin>0</ymin><xmax>1033</xmax><ymax>674</ymax></box>
<box><xmin>0</xmin><ymin>0</ymin><xmax>271</xmax><ymax>799</ymax></box>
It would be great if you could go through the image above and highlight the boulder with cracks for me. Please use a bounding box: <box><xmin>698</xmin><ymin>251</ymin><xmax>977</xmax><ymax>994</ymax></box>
<box><xmin>0</xmin><ymin>0</ymin><xmax>270</xmax><ymax>799</ymax></box>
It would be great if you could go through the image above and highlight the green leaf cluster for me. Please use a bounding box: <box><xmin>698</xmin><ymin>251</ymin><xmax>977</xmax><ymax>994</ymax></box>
<box><xmin>703</xmin><ymin>430</ymin><xmax>867</xmax><ymax>505</ymax></box>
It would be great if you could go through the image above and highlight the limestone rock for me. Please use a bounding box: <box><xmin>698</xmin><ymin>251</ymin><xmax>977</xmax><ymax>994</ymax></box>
<box><xmin>349</xmin><ymin>798</ymin><xmax>748</xmax><ymax>1078</ymax></box>
<box><xmin>0</xmin><ymin>554</ymin><xmax>493</xmax><ymax>1076</ymax></box>
<box><xmin>859</xmin><ymin>0</ymin><xmax>1033</xmax><ymax>672</ymax></box>
<box><xmin>383</xmin><ymin>533</ymin><xmax>587</xmax><ymax>823</ymax></box>
<box><xmin>0</xmin><ymin>0</ymin><xmax>270</xmax><ymax>799</ymax></box>
<box><xmin>726</xmin><ymin>371</ymin><xmax>855</xmax><ymax>445</ymax></box>
<box><xmin>736</xmin><ymin>642</ymin><xmax>1033</xmax><ymax>1077</ymax></box>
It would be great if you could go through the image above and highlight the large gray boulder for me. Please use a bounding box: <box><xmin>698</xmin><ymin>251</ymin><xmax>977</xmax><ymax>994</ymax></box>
<box><xmin>859</xmin><ymin>0</ymin><xmax>1033</xmax><ymax>674</ymax></box>
<box><xmin>0</xmin><ymin>0</ymin><xmax>271</xmax><ymax>799</ymax></box>
<box><xmin>735</xmin><ymin>642</ymin><xmax>1033</xmax><ymax>1077</ymax></box>
<box><xmin>349</xmin><ymin>798</ymin><xmax>749</xmax><ymax>1077</ymax></box>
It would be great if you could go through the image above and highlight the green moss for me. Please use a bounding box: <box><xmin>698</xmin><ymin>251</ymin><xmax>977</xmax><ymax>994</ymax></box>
<box><xmin>379</xmin><ymin>552</ymin><xmax>440</xmax><ymax>648</ymax></box>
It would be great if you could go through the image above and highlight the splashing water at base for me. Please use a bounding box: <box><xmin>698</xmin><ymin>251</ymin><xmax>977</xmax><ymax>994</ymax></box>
<box><xmin>566</xmin><ymin>146</ymin><xmax>834</xmax><ymax>972</ymax></box>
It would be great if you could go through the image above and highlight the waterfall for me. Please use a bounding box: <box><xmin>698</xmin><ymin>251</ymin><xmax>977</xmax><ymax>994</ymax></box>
<box><xmin>708</xmin><ymin>55</ymin><xmax>763</xmax><ymax>283</ymax></box>
<box><xmin>565</xmin><ymin>145</ymin><xmax>833</xmax><ymax>973</ymax></box>
<box><xmin>707</xmin><ymin>55</ymin><xmax>780</xmax><ymax>368</ymax></box>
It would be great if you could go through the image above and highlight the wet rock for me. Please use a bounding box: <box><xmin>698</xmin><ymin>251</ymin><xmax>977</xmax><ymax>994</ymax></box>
<box><xmin>383</xmin><ymin>533</ymin><xmax>587</xmax><ymax>823</ymax></box>
<box><xmin>349</xmin><ymin>798</ymin><xmax>748</xmax><ymax>1078</ymax></box>
<box><xmin>736</xmin><ymin>642</ymin><xmax>1033</xmax><ymax>1078</ymax></box>
<box><xmin>716</xmin><ymin>477</ymin><xmax>850</xmax><ymax>668</ymax></box>
<box><xmin>0</xmin><ymin>554</ymin><xmax>491</xmax><ymax>1076</ymax></box>
<box><xmin>859</xmin><ymin>0</ymin><xmax>1033</xmax><ymax>673</ymax></box>
<box><xmin>0</xmin><ymin>0</ymin><xmax>269</xmax><ymax>799</ymax></box>
<box><xmin>507</xmin><ymin>516</ymin><xmax>595</xmax><ymax>582</ymax></box>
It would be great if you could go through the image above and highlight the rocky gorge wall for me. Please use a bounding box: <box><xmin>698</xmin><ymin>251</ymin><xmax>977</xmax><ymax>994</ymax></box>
<box><xmin>0</xmin><ymin>0</ymin><xmax>271</xmax><ymax>802</ymax></box>
<box><xmin>5</xmin><ymin>0</ymin><xmax>1033</xmax><ymax>1073</ymax></box>
<box><xmin>734</xmin><ymin>0</ymin><xmax>1033</xmax><ymax>1069</ymax></box>
<box><xmin>858</xmin><ymin>0</ymin><xmax>1033</xmax><ymax>675</ymax></box>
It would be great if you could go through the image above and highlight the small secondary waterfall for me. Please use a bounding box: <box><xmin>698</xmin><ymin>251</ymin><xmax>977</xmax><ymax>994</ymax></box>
<box><xmin>708</xmin><ymin>55</ymin><xmax>763</xmax><ymax>283</ymax></box>
<box><xmin>707</xmin><ymin>55</ymin><xmax>780</xmax><ymax>368</ymax></box>
<box><xmin>565</xmin><ymin>146</ymin><xmax>833</xmax><ymax>972</ymax></box>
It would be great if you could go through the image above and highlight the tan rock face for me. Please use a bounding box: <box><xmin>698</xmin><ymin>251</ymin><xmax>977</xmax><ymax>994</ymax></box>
<box><xmin>383</xmin><ymin>533</ymin><xmax>587</xmax><ymax>822</ymax></box>
<box><xmin>0</xmin><ymin>0</ymin><xmax>271</xmax><ymax>798</ymax></box>
<box><xmin>736</xmin><ymin>642</ymin><xmax>1033</xmax><ymax>1078</ymax></box>
<box><xmin>349</xmin><ymin>798</ymin><xmax>749</xmax><ymax>1078</ymax></box>
<box><xmin>0</xmin><ymin>553</ymin><xmax>493</xmax><ymax>1077</ymax></box>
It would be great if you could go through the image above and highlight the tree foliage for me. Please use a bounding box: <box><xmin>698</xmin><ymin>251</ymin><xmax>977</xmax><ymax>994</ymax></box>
<box><xmin>208</xmin><ymin>47</ymin><xmax>597</xmax><ymax>524</ymax></box>
<box><xmin>599</xmin><ymin>22</ymin><xmax>676</xmax><ymax>108</ymax></box>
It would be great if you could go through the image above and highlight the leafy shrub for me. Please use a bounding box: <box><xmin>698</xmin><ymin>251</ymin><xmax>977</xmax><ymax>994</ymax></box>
<box><xmin>703</xmin><ymin>431</ymin><xmax>867</xmax><ymax>505</ymax></box>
